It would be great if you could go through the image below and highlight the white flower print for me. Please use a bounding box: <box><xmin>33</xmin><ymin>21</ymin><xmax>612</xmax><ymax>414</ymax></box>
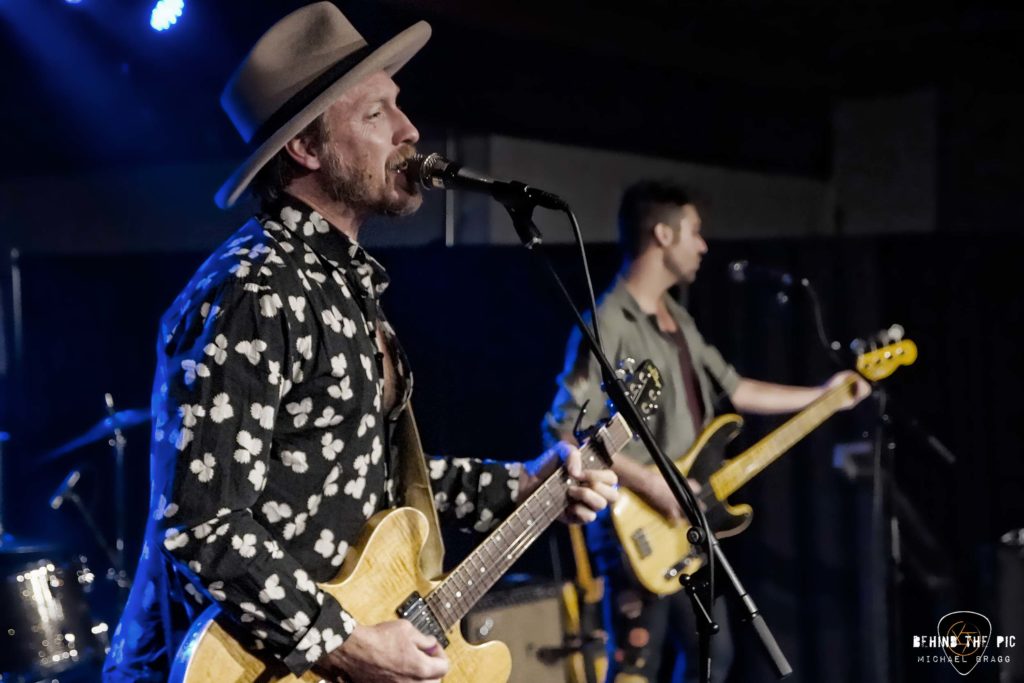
<box><xmin>294</xmin><ymin>569</ymin><xmax>317</xmax><ymax>596</ymax></box>
<box><xmin>304</xmin><ymin>251</ymin><xmax>318</xmax><ymax>266</ymax></box>
<box><xmin>429</xmin><ymin>459</ymin><xmax>447</xmax><ymax>480</ymax></box>
<box><xmin>309</xmin><ymin>212</ymin><xmax>330</xmax><ymax>233</ymax></box>
<box><xmin>264</xmin><ymin>540</ymin><xmax>284</xmax><ymax>559</ymax></box>
<box><xmin>258</xmin><ymin>574</ymin><xmax>286</xmax><ymax>603</ymax></box>
<box><xmin>286</xmin><ymin>397</ymin><xmax>312</xmax><ymax>428</ymax></box>
<box><xmin>341</xmin><ymin>316</ymin><xmax>357</xmax><ymax>338</ymax></box>
<box><xmin>206</xmin><ymin>581</ymin><xmax>226</xmax><ymax>602</ymax></box>
<box><xmin>280</xmin><ymin>205</ymin><xmax>302</xmax><ymax>229</ymax></box>
<box><xmin>231</xmin><ymin>533</ymin><xmax>257</xmax><ymax>559</ymax></box>
<box><xmin>344</xmin><ymin>476</ymin><xmax>366</xmax><ymax>500</ymax></box>
<box><xmin>189</xmin><ymin>452</ymin><xmax>216</xmax><ymax>483</ymax></box>
<box><xmin>370</xmin><ymin>436</ymin><xmax>383</xmax><ymax>464</ymax></box>
<box><xmin>259</xmin><ymin>293</ymin><xmax>283</xmax><ymax>317</ymax></box>
<box><xmin>288</xmin><ymin>295</ymin><xmax>306</xmax><ymax>322</ymax></box>
<box><xmin>181</xmin><ymin>359</ymin><xmax>210</xmax><ymax>386</ymax></box>
<box><xmin>322</xmin><ymin>628</ymin><xmax>345</xmax><ymax>652</ymax></box>
<box><xmin>174</xmin><ymin>427</ymin><xmax>194</xmax><ymax>452</ymax></box>
<box><xmin>314</xmin><ymin>406</ymin><xmax>343</xmax><ymax>428</ymax></box>
<box><xmin>261</xmin><ymin>500</ymin><xmax>292</xmax><ymax>523</ymax></box>
<box><xmin>307</xmin><ymin>494</ymin><xmax>322</xmax><ymax>517</ymax></box>
<box><xmin>321</xmin><ymin>433</ymin><xmax>343</xmax><ymax>461</ymax></box>
<box><xmin>314</xmin><ymin>529</ymin><xmax>336</xmax><ymax>558</ymax></box>
<box><xmin>474</xmin><ymin>508</ymin><xmax>495</xmax><ymax>533</ymax></box>
<box><xmin>230</xmin><ymin>260</ymin><xmax>251</xmax><ymax>279</ymax></box>
<box><xmin>183</xmin><ymin>582</ymin><xmax>205</xmax><ymax>605</ymax></box>
<box><xmin>297</xmin><ymin>626</ymin><xmax>324</xmax><ymax>663</ymax></box>
<box><xmin>153</xmin><ymin>494</ymin><xmax>178</xmax><ymax>520</ymax></box>
<box><xmin>163</xmin><ymin>529</ymin><xmax>189</xmax><ymax>550</ymax></box>
<box><xmin>454</xmin><ymin>492</ymin><xmax>474</xmax><ymax>519</ymax></box>
<box><xmin>179</xmin><ymin>403</ymin><xmax>206</xmax><ymax>427</ymax></box>
<box><xmin>360</xmin><ymin>354</ymin><xmax>373</xmax><ymax>380</ymax></box>
<box><xmin>352</xmin><ymin>453</ymin><xmax>369</xmax><ymax>477</ymax></box>
<box><xmin>321</xmin><ymin>306</ymin><xmax>343</xmax><ymax>333</ymax></box>
<box><xmin>479</xmin><ymin>472</ymin><xmax>493</xmax><ymax>488</ymax></box>
<box><xmin>281</xmin><ymin>450</ymin><xmax>308</xmax><ymax>474</ymax></box>
<box><xmin>291</xmin><ymin>360</ymin><xmax>305</xmax><ymax>383</ymax></box>
<box><xmin>234</xmin><ymin>430</ymin><xmax>263</xmax><ymax>463</ymax></box>
<box><xmin>210</xmin><ymin>393</ymin><xmax>234</xmax><ymax>423</ymax></box>
<box><xmin>283</xmin><ymin>512</ymin><xmax>308</xmax><ymax>540</ymax></box>
<box><xmin>362</xmin><ymin>493</ymin><xmax>378</xmax><ymax>519</ymax></box>
<box><xmin>322</xmin><ymin>466</ymin><xmax>340</xmax><ymax>496</ymax></box>
<box><xmin>330</xmin><ymin>353</ymin><xmax>348</xmax><ymax>377</ymax></box>
<box><xmin>268</xmin><ymin>360</ymin><xmax>281</xmax><ymax>386</ymax></box>
<box><xmin>328</xmin><ymin>376</ymin><xmax>353</xmax><ymax>401</ymax></box>
<box><xmin>306</xmin><ymin>269</ymin><xmax>327</xmax><ymax>285</ymax></box>
<box><xmin>249</xmin><ymin>460</ymin><xmax>267</xmax><ymax>490</ymax></box>
<box><xmin>239</xmin><ymin>601</ymin><xmax>266</xmax><ymax>623</ymax></box>
<box><xmin>357</xmin><ymin>413</ymin><xmax>375</xmax><ymax>437</ymax></box>
<box><xmin>203</xmin><ymin>334</ymin><xmax>229</xmax><ymax>365</ymax></box>
<box><xmin>282</xmin><ymin>609</ymin><xmax>311</xmax><ymax>634</ymax></box>
<box><xmin>341</xmin><ymin>612</ymin><xmax>357</xmax><ymax>635</ymax></box>
<box><xmin>250</xmin><ymin>403</ymin><xmax>275</xmax><ymax>429</ymax></box>
<box><xmin>235</xmin><ymin>339</ymin><xmax>267</xmax><ymax>365</ymax></box>
<box><xmin>296</xmin><ymin>335</ymin><xmax>313</xmax><ymax>361</ymax></box>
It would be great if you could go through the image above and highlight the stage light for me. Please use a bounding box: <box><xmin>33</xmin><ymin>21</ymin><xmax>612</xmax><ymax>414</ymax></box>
<box><xmin>150</xmin><ymin>0</ymin><xmax>183</xmax><ymax>31</ymax></box>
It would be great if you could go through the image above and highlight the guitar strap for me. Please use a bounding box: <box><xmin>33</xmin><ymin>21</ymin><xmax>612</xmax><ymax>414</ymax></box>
<box><xmin>393</xmin><ymin>405</ymin><xmax>446</xmax><ymax>580</ymax></box>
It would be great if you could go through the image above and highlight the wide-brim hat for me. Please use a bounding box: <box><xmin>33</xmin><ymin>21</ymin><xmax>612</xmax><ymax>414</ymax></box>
<box><xmin>215</xmin><ymin>2</ymin><xmax>430</xmax><ymax>209</ymax></box>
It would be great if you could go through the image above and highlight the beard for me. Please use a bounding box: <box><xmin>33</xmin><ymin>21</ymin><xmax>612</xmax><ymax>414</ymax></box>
<box><xmin>316</xmin><ymin>144</ymin><xmax>422</xmax><ymax>218</ymax></box>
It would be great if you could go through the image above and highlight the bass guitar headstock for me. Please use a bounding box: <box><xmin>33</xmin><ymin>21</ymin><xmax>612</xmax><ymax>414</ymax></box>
<box><xmin>853</xmin><ymin>324</ymin><xmax>918</xmax><ymax>381</ymax></box>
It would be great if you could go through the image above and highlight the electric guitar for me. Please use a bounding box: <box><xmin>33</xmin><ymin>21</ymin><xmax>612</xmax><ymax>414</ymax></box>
<box><xmin>169</xmin><ymin>362</ymin><xmax>663</xmax><ymax>683</ymax></box>
<box><xmin>611</xmin><ymin>337</ymin><xmax>917</xmax><ymax>595</ymax></box>
<box><xmin>562</xmin><ymin>524</ymin><xmax>608</xmax><ymax>683</ymax></box>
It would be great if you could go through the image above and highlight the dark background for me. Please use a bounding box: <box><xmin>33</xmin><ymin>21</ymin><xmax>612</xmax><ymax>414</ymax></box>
<box><xmin>2</xmin><ymin>1</ymin><xmax>1023</xmax><ymax>682</ymax></box>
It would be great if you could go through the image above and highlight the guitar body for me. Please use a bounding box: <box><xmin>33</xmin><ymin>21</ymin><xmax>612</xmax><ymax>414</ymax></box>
<box><xmin>610</xmin><ymin>414</ymin><xmax>753</xmax><ymax>596</ymax></box>
<box><xmin>170</xmin><ymin>508</ymin><xmax>511</xmax><ymax>683</ymax></box>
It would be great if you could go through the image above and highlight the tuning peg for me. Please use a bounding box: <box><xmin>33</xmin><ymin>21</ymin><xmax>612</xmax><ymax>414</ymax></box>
<box><xmin>850</xmin><ymin>338</ymin><xmax>867</xmax><ymax>355</ymax></box>
<box><xmin>615</xmin><ymin>357</ymin><xmax>638</xmax><ymax>380</ymax></box>
<box><xmin>887</xmin><ymin>324</ymin><xmax>904</xmax><ymax>342</ymax></box>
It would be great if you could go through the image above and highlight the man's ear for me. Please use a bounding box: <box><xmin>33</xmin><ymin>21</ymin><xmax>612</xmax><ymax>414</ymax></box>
<box><xmin>652</xmin><ymin>221</ymin><xmax>676</xmax><ymax>247</ymax></box>
<box><xmin>283</xmin><ymin>136</ymin><xmax>322</xmax><ymax>171</ymax></box>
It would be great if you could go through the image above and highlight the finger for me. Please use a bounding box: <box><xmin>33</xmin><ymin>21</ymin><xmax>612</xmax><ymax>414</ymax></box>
<box><xmin>565</xmin><ymin>503</ymin><xmax>597</xmax><ymax>524</ymax></box>
<box><xmin>587</xmin><ymin>480</ymin><xmax>619</xmax><ymax>504</ymax></box>
<box><xmin>563</xmin><ymin>445</ymin><xmax>583</xmax><ymax>479</ymax></box>
<box><xmin>568</xmin><ymin>484</ymin><xmax>608</xmax><ymax>512</ymax></box>
<box><xmin>581</xmin><ymin>468</ymin><xmax>618</xmax><ymax>487</ymax></box>
<box><xmin>412</xmin><ymin>648</ymin><xmax>450</xmax><ymax>679</ymax></box>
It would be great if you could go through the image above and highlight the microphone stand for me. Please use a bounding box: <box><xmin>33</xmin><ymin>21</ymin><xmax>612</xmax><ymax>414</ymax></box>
<box><xmin>501</xmin><ymin>194</ymin><xmax>792</xmax><ymax>682</ymax></box>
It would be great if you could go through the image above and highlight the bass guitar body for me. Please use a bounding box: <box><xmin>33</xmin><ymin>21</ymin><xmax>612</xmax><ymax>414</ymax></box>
<box><xmin>610</xmin><ymin>414</ymin><xmax>751</xmax><ymax>596</ymax></box>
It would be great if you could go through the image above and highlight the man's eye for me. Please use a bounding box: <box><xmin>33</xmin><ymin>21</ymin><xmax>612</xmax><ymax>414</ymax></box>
<box><xmin>367</xmin><ymin>110</ymin><xmax>382</xmax><ymax>120</ymax></box>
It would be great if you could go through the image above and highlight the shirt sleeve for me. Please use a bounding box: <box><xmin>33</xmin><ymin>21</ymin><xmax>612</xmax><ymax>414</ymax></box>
<box><xmin>153</xmin><ymin>277</ymin><xmax>356</xmax><ymax>675</ymax></box>
<box><xmin>541</xmin><ymin>318</ymin><xmax>617</xmax><ymax>450</ymax></box>
<box><xmin>684</xmin><ymin>317</ymin><xmax>741</xmax><ymax>397</ymax></box>
<box><xmin>426</xmin><ymin>456</ymin><xmax>522</xmax><ymax>532</ymax></box>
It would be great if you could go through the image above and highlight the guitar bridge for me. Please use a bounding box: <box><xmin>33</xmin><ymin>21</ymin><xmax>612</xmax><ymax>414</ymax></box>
<box><xmin>397</xmin><ymin>592</ymin><xmax>449</xmax><ymax>648</ymax></box>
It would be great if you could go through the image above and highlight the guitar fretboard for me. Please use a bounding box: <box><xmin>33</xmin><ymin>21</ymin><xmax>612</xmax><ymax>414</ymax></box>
<box><xmin>710</xmin><ymin>377</ymin><xmax>856</xmax><ymax>498</ymax></box>
<box><xmin>424</xmin><ymin>415</ymin><xmax>632</xmax><ymax>630</ymax></box>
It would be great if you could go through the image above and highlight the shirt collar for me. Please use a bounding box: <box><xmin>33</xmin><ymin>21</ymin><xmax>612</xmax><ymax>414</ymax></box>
<box><xmin>262</xmin><ymin>195</ymin><xmax>391</xmax><ymax>300</ymax></box>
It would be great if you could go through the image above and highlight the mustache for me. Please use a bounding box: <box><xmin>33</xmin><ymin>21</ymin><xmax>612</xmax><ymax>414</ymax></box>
<box><xmin>386</xmin><ymin>144</ymin><xmax>418</xmax><ymax>173</ymax></box>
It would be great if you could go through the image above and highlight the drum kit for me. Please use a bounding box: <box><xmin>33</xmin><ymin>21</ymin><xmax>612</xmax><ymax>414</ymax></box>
<box><xmin>0</xmin><ymin>396</ymin><xmax>149</xmax><ymax>682</ymax></box>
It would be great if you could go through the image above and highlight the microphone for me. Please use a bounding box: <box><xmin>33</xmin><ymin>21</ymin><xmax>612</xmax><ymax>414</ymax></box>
<box><xmin>405</xmin><ymin>153</ymin><xmax>568</xmax><ymax>210</ymax></box>
<box><xmin>49</xmin><ymin>469</ymin><xmax>81</xmax><ymax>510</ymax></box>
<box><xmin>727</xmin><ymin>260</ymin><xmax>797</xmax><ymax>288</ymax></box>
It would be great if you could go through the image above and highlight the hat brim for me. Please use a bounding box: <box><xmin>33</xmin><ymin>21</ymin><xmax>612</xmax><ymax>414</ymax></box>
<box><xmin>215</xmin><ymin>21</ymin><xmax>431</xmax><ymax>209</ymax></box>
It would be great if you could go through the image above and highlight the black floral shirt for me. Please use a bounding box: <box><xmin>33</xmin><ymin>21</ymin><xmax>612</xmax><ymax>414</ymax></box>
<box><xmin>104</xmin><ymin>199</ymin><xmax>522</xmax><ymax>680</ymax></box>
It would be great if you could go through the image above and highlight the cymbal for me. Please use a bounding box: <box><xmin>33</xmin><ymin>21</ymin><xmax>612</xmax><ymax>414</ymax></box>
<box><xmin>41</xmin><ymin>408</ymin><xmax>150</xmax><ymax>462</ymax></box>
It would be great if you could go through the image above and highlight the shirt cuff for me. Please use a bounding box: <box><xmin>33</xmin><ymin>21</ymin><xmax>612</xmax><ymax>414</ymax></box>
<box><xmin>281</xmin><ymin>593</ymin><xmax>358</xmax><ymax>675</ymax></box>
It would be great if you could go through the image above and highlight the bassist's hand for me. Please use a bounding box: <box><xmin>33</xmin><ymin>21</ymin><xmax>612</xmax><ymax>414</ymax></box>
<box><xmin>637</xmin><ymin>475</ymin><xmax>703</xmax><ymax>522</ymax></box>
<box><xmin>316</xmin><ymin>619</ymin><xmax>449</xmax><ymax>682</ymax></box>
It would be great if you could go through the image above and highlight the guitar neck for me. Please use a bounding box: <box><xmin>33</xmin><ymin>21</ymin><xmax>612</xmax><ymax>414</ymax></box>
<box><xmin>424</xmin><ymin>416</ymin><xmax>632</xmax><ymax>631</ymax></box>
<box><xmin>710</xmin><ymin>377</ymin><xmax>856</xmax><ymax>498</ymax></box>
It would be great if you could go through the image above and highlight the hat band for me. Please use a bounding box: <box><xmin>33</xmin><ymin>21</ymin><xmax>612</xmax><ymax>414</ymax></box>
<box><xmin>249</xmin><ymin>42</ymin><xmax>374</xmax><ymax>148</ymax></box>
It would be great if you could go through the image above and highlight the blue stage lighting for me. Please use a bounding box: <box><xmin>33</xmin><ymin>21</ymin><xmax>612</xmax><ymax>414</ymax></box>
<box><xmin>150</xmin><ymin>0</ymin><xmax>184</xmax><ymax>31</ymax></box>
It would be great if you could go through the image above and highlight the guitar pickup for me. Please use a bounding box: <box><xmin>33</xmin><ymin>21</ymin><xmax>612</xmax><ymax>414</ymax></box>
<box><xmin>631</xmin><ymin>529</ymin><xmax>652</xmax><ymax>559</ymax></box>
<box><xmin>663</xmin><ymin>554</ymin><xmax>697</xmax><ymax>581</ymax></box>
<box><xmin>397</xmin><ymin>592</ymin><xmax>449</xmax><ymax>648</ymax></box>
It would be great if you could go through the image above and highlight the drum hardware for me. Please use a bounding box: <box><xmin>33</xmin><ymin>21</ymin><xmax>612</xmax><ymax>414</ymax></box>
<box><xmin>41</xmin><ymin>394</ymin><xmax>148</xmax><ymax>604</ymax></box>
